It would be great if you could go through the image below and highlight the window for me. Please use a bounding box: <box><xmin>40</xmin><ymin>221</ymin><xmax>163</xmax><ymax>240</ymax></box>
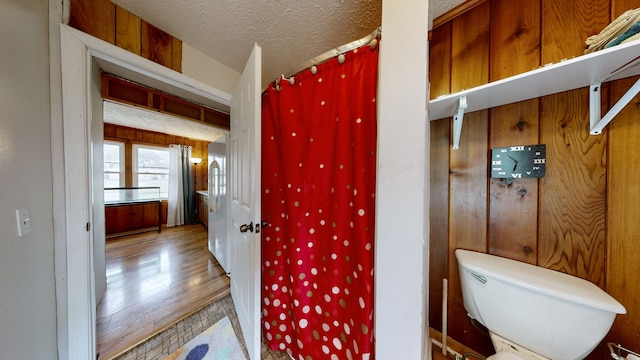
<box><xmin>133</xmin><ymin>144</ymin><xmax>170</xmax><ymax>198</ymax></box>
<box><xmin>103</xmin><ymin>141</ymin><xmax>124</xmax><ymax>190</ymax></box>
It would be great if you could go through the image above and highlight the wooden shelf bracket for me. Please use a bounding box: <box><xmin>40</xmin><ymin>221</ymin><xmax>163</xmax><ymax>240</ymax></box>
<box><xmin>590</xmin><ymin>78</ymin><xmax>640</xmax><ymax>135</ymax></box>
<box><xmin>452</xmin><ymin>95</ymin><xmax>467</xmax><ymax>150</ymax></box>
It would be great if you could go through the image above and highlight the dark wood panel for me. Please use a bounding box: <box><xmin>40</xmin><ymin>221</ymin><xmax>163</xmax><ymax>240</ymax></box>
<box><xmin>606</xmin><ymin>76</ymin><xmax>640</xmax><ymax>357</ymax></box>
<box><xmin>490</xmin><ymin>0</ymin><xmax>540</xmax><ymax>81</ymax></box>
<box><xmin>115</xmin><ymin>6</ymin><xmax>141</xmax><ymax>55</ymax></box>
<box><xmin>538</xmin><ymin>88</ymin><xmax>607</xmax><ymax>285</ymax></box>
<box><xmin>488</xmin><ymin>102</ymin><xmax>539</xmax><ymax>264</ymax></box>
<box><xmin>68</xmin><ymin>0</ymin><xmax>116</xmax><ymax>44</ymax></box>
<box><xmin>429</xmin><ymin>22</ymin><xmax>452</xmax><ymax>99</ymax></box>
<box><xmin>450</xmin><ymin>1</ymin><xmax>490</xmax><ymax>92</ymax></box>
<box><xmin>541</xmin><ymin>0</ymin><xmax>609</xmax><ymax>63</ymax></box>
<box><xmin>142</xmin><ymin>21</ymin><xmax>173</xmax><ymax>68</ymax></box>
<box><xmin>539</xmin><ymin>0</ymin><xmax>609</xmax><ymax>286</ymax></box>
<box><xmin>428</xmin><ymin>119</ymin><xmax>450</xmax><ymax>330</ymax></box>
<box><xmin>487</xmin><ymin>0</ymin><xmax>541</xmax><ymax>264</ymax></box>
<box><xmin>172</xmin><ymin>37</ymin><xmax>183</xmax><ymax>72</ymax></box>
<box><xmin>447</xmin><ymin>110</ymin><xmax>491</xmax><ymax>355</ymax></box>
<box><xmin>447</xmin><ymin>2</ymin><xmax>492</xmax><ymax>355</ymax></box>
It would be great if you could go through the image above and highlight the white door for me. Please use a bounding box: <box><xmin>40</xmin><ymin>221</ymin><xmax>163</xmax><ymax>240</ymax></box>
<box><xmin>230</xmin><ymin>43</ymin><xmax>262</xmax><ymax>360</ymax></box>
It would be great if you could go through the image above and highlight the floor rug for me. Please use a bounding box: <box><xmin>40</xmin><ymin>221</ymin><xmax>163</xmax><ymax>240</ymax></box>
<box><xmin>165</xmin><ymin>316</ymin><xmax>246</xmax><ymax>360</ymax></box>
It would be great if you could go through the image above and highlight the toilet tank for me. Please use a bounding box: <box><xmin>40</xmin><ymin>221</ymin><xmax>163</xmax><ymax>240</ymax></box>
<box><xmin>455</xmin><ymin>249</ymin><xmax>626</xmax><ymax>360</ymax></box>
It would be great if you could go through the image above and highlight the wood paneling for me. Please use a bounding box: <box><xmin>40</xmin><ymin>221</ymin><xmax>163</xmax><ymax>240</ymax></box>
<box><xmin>68</xmin><ymin>0</ymin><xmax>116</xmax><ymax>44</ymax></box>
<box><xmin>115</xmin><ymin>7</ymin><xmax>141</xmax><ymax>55</ymax></box>
<box><xmin>429</xmin><ymin>119</ymin><xmax>450</xmax><ymax>330</ymax></box>
<box><xmin>607</xmin><ymin>76</ymin><xmax>640</xmax><ymax>355</ymax></box>
<box><xmin>488</xmin><ymin>0</ymin><xmax>541</xmax><ymax>264</ymax></box>
<box><xmin>447</xmin><ymin>2</ymin><xmax>492</xmax><ymax>355</ymax></box>
<box><xmin>428</xmin><ymin>20</ymin><xmax>452</xmax><ymax>332</ymax></box>
<box><xmin>429</xmin><ymin>22</ymin><xmax>451</xmax><ymax>100</ymax></box>
<box><xmin>429</xmin><ymin>0</ymin><xmax>640</xmax><ymax>357</ymax></box>
<box><xmin>142</xmin><ymin>21</ymin><xmax>174</xmax><ymax>68</ymax></box>
<box><xmin>69</xmin><ymin>1</ymin><xmax>182</xmax><ymax>74</ymax></box>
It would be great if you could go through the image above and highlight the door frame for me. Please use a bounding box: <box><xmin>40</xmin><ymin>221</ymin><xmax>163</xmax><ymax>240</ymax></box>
<box><xmin>58</xmin><ymin>24</ymin><xmax>231</xmax><ymax>359</ymax></box>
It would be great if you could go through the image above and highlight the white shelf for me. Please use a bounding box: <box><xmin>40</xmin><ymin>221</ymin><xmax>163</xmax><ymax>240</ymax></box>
<box><xmin>429</xmin><ymin>38</ymin><xmax>640</xmax><ymax>123</ymax></box>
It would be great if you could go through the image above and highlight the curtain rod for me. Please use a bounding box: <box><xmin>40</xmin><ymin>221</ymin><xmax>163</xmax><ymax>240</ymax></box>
<box><xmin>279</xmin><ymin>27</ymin><xmax>381</xmax><ymax>82</ymax></box>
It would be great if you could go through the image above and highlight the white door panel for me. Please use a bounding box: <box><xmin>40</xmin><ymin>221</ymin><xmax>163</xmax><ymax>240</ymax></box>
<box><xmin>230</xmin><ymin>43</ymin><xmax>261</xmax><ymax>360</ymax></box>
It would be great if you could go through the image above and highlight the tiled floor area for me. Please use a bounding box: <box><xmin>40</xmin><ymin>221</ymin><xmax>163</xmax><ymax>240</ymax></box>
<box><xmin>113</xmin><ymin>294</ymin><xmax>290</xmax><ymax>360</ymax></box>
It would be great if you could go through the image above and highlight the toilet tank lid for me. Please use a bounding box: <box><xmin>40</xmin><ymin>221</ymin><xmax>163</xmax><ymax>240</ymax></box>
<box><xmin>455</xmin><ymin>249</ymin><xmax>626</xmax><ymax>314</ymax></box>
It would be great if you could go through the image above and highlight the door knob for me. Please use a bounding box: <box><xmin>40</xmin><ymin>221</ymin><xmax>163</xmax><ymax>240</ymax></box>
<box><xmin>239</xmin><ymin>221</ymin><xmax>254</xmax><ymax>233</ymax></box>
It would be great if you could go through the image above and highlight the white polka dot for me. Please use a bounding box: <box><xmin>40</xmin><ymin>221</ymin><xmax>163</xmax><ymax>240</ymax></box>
<box><xmin>358</xmin><ymin>209</ymin><xmax>365</xmax><ymax>216</ymax></box>
<box><xmin>359</xmin><ymin>297</ymin><xmax>365</xmax><ymax>308</ymax></box>
<box><xmin>333</xmin><ymin>337</ymin><xmax>342</xmax><ymax>350</ymax></box>
<box><xmin>321</xmin><ymin>100</ymin><xmax>326</xmax><ymax>105</ymax></box>
<box><xmin>309</xmin><ymin>228</ymin><xmax>315</xmax><ymax>234</ymax></box>
<box><xmin>311</xmin><ymin>268</ymin><xmax>318</xmax><ymax>275</ymax></box>
<box><xmin>365</xmin><ymin>243</ymin><xmax>372</xmax><ymax>251</ymax></box>
<box><xmin>343</xmin><ymin>240</ymin><xmax>350</xmax><ymax>246</ymax></box>
<box><xmin>315</xmin><ymin>305</ymin><xmax>322</xmax><ymax>314</ymax></box>
<box><xmin>331</xmin><ymin>253</ymin><xmax>337</xmax><ymax>260</ymax></box>
<box><xmin>332</xmin><ymin>286</ymin><xmax>340</xmax><ymax>294</ymax></box>
<box><xmin>279</xmin><ymin>313</ymin><xmax>286</xmax><ymax>320</ymax></box>
<box><xmin>299</xmin><ymin>319</ymin><xmax>308</xmax><ymax>328</ymax></box>
<box><xmin>344</xmin><ymin>323</ymin><xmax>351</xmax><ymax>334</ymax></box>
<box><xmin>274</xmin><ymin>299</ymin><xmax>281</xmax><ymax>307</ymax></box>
<box><xmin>324</xmin><ymin>294</ymin><xmax>331</xmax><ymax>302</ymax></box>
<box><xmin>356</xmin><ymin>118</ymin><xmax>362</xmax><ymax>123</ymax></box>
<box><xmin>322</xmin><ymin>345</ymin><xmax>330</xmax><ymax>354</ymax></box>
<box><xmin>272</xmin><ymin>284</ymin><xmax>278</xmax><ymax>291</ymax></box>
<box><xmin>292</xmin><ymin>132</ymin><xmax>297</xmax><ymax>137</ymax></box>
<box><xmin>308</xmin><ymin>242</ymin><xmax>313</xmax><ymax>248</ymax></box>
<box><xmin>319</xmin><ymin>164</ymin><xmax>324</xmax><ymax>168</ymax></box>
<box><xmin>279</xmin><ymin>324</ymin><xmax>287</xmax><ymax>331</ymax></box>
<box><xmin>302</xmin><ymin>305</ymin><xmax>310</xmax><ymax>313</ymax></box>
<box><xmin>285</xmin><ymin>335</ymin><xmax>292</xmax><ymax>344</ymax></box>
<box><xmin>322</xmin><ymin>323</ymin><xmax>330</xmax><ymax>331</ymax></box>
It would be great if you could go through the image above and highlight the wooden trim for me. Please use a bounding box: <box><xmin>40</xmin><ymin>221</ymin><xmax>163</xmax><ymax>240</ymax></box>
<box><xmin>432</xmin><ymin>0</ymin><xmax>487</xmax><ymax>29</ymax></box>
<box><xmin>101</xmin><ymin>73</ymin><xmax>230</xmax><ymax>130</ymax></box>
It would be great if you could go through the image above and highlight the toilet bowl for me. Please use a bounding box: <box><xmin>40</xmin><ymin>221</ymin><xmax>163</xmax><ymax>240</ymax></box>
<box><xmin>455</xmin><ymin>249</ymin><xmax>626</xmax><ymax>360</ymax></box>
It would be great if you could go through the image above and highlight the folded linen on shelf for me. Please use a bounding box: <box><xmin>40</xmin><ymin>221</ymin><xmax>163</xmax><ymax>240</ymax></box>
<box><xmin>585</xmin><ymin>7</ymin><xmax>640</xmax><ymax>53</ymax></box>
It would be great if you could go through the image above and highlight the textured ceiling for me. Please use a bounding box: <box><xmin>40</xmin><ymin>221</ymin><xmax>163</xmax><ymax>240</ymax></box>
<box><xmin>106</xmin><ymin>0</ymin><xmax>465</xmax><ymax>141</ymax></box>
<box><xmin>111</xmin><ymin>0</ymin><xmax>466</xmax><ymax>89</ymax></box>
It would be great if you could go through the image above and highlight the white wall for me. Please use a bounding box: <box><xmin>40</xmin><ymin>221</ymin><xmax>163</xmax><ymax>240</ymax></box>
<box><xmin>375</xmin><ymin>0</ymin><xmax>429</xmax><ymax>359</ymax></box>
<box><xmin>0</xmin><ymin>0</ymin><xmax>59</xmax><ymax>358</ymax></box>
<box><xmin>182</xmin><ymin>42</ymin><xmax>241</xmax><ymax>96</ymax></box>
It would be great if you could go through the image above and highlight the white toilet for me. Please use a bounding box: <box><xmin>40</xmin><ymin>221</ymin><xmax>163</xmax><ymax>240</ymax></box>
<box><xmin>455</xmin><ymin>249</ymin><xmax>626</xmax><ymax>360</ymax></box>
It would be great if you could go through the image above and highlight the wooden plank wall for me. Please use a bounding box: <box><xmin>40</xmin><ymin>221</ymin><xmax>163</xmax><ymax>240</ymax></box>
<box><xmin>429</xmin><ymin>0</ymin><xmax>640</xmax><ymax>358</ymax></box>
<box><xmin>69</xmin><ymin>0</ymin><xmax>182</xmax><ymax>72</ymax></box>
<box><xmin>104</xmin><ymin>123</ymin><xmax>210</xmax><ymax>225</ymax></box>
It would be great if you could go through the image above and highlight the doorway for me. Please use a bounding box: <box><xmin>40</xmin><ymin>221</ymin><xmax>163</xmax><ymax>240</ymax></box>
<box><xmin>58</xmin><ymin>24</ymin><xmax>232</xmax><ymax>359</ymax></box>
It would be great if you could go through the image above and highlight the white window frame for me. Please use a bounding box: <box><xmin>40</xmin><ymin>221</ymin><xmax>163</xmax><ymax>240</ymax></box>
<box><xmin>132</xmin><ymin>144</ymin><xmax>170</xmax><ymax>198</ymax></box>
<box><xmin>103</xmin><ymin>140</ymin><xmax>125</xmax><ymax>188</ymax></box>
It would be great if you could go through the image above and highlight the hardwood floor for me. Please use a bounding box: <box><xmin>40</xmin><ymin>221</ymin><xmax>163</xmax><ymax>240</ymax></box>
<box><xmin>96</xmin><ymin>224</ymin><xmax>230</xmax><ymax>360</ymax></box>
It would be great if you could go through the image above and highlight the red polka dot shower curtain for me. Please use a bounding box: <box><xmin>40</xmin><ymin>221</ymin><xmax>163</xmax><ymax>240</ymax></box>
<box><xmin>261</xmin><ymin>42</ymin><xmax>379</xmax><ymax>360</ymax></box>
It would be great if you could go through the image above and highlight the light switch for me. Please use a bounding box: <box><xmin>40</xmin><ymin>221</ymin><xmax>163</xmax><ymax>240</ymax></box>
<box><xmin>16</xmin><ymin>208</ymin><xmax>31</xmax><ymax>237</ymax></box>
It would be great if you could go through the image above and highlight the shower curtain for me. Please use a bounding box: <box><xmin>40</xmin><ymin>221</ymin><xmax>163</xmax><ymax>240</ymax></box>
<box><xmin>167</xmin><ymin>144</ymin><xmax>194</xmax><ymax>227</ymax></box>
<box><xmin>261</xmin><ymin>41</ymin><xmax>379</xmax><ymax>359</ymax></box>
